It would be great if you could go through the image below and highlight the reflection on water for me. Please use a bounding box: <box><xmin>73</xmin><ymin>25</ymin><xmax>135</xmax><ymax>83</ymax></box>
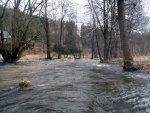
<box><xmin>0</xmin><ymin>59</ymin><xmax>150</xmax><ymax>113</ymax></box>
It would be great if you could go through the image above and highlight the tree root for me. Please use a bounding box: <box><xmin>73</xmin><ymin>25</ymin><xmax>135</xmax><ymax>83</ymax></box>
<box><xmin>123</xmin><ymin>65</ymin><xmax>141</xmax><ymax>71</ymax></box>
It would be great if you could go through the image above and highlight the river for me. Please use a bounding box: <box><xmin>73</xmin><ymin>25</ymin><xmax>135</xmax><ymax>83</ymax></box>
<box><xmin>0</xmin><ymin>59</ymin><xmax>150</xmax><ymax>113</ymax></box>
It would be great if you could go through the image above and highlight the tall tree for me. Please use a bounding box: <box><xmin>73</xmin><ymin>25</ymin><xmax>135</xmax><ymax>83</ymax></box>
<box><xmin>58</xmin><ymin>0</ymin><xmax>70</xmax><ymax>59</ymax></box>
<box><xmin>44</xmin><ymin>0</ymin><xmax>52</xmax><ymax>59</ymax></box>
<box><xmin>117</xmin><ymin>0</ymin><xmax>134</xmax><ymax>70</ymax></box>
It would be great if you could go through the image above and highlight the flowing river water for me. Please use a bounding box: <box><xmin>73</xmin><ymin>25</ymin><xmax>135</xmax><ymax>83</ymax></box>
<box><xmin>0</xmin><ymin>59</ymin><xmax>150</xmax><ymax>113</ymax></box>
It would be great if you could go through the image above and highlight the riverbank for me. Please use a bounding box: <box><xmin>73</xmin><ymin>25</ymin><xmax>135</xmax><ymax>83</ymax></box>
<box><xmin>112</xmin><ymin>56</ymin><xmax>150</xmax><ymax>72</ymax></box>
<box><xmin>0</xmin><ymin>54</ymin><xmax>150</xmax><ymax>72</ymax></box>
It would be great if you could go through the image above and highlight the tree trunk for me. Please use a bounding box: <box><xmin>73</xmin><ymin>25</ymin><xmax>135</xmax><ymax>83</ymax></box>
<box><xmin>117</xmin><ymin>0</ymin><xmax>134</xmax><ymax>70</ymax></box>
<box><xmin>90</xmin><ymin>32</ymin><xmax>95</xmax><ymax>59</ymax></box>
<box><xmin>103</xmin><ymin>0</ymin><xmax>109</xmax><ymax>60</ymax></box>
<box><xmin>58</xmin><ymin>19</ymin><xmax>63</xmax><ymax>59</ymax></box>
<box><xmin>45</xmin><ymin>0</ymin><xmax>51</xmax><ymax>59</ymax></box>
<box><xmin>95</xmin><ymin>28</ymin><xmax>103</xmax><ymax>61</ymax></box>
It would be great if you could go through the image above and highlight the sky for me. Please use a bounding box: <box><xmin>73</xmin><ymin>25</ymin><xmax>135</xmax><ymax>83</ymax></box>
<box><xmin>73</xmin><ymin>0</ymin><xmax>150</xmax><ymax>16</ymax></box>
<box><xmin>142</xmin><ymin>0</ymin><xmax>150</xmax><ymax>16</ymax></box>
<box><xmin>73</xmin><ymin>0</ymin><xmax>88</xmax><ymax>5</ymax></box>
<box><xmin>71</xmin><ymin>0</ymin><xmax>90</xmax><ymax>26</ymax></box>
<box><xmin>73</xmin><ymin>0</ymin><xmax>150</xmax><ymax>28</ymax></box>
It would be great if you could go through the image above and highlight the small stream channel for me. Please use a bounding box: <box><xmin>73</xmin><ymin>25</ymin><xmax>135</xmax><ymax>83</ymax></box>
<box><xmin>0</xmin><ymin>59</ymin><xmax>150</xmax><ymax>113</ymax></box>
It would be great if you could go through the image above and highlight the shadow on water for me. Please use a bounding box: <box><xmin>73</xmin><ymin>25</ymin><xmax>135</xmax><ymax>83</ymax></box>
<box><xmin>0</xmin><ymin>59</ymin><xmax>150</xmax><ymax>113</ymax></box>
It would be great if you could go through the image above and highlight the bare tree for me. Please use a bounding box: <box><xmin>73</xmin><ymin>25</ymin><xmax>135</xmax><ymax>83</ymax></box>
<box><xmin>0</xmin><ymin>0</ymin><xmax>42</xmax><ymax>63</ymax></box>
<box><xmin>87</xmin><ymin>0</ymin><xmax>102</xmax><ymax>61</ymax></box>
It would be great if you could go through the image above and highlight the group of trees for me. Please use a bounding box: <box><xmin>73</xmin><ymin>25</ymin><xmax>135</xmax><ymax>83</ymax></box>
<box><xmin>52</xmin><ymin>20</ymin><xmax>81</xmax><ymax>58</ymax></box>
<box><xmin>80</xmin><ymin>0</ymin><xmax>150</xmax><ymax>70</ymax></box>
<box><xmin>0</xmin><ymin>0</ymin><xmax>81</xmax><ymax>62</ymax></box>
<box><xmin>0</xmin><ymin>0</ymin><xmax>149</xmax><ymax>70</ymax></box>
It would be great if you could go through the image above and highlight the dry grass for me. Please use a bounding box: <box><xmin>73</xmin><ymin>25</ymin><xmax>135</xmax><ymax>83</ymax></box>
<box><xmin>0</xmin><ymin>52</ymin><xmax>92</xmax><ymax>62</ymax></box>
<box><xmin>134</xmin><ymin>56</ymin><xmax>150</xmax><ymax>63</ymax></box>
<box><xmin>0</xmin><ymin>54</ymin><xmax>46</xmax><ymax>62</ymax></box>
<box><xmin>20</xmin><ymin>54</ymin><xmax>46</xmax><ymax>61</ymax></box>
<box><xmin>134</xmin><ymin>56</ymin><xmax>150</xmax><ymax>72</ymax></box>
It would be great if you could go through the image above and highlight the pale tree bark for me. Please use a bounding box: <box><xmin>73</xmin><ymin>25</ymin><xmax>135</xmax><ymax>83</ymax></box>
<box><xmin>117</xmin><ymin>0</ymin><xmax>134</xmax><ymax>70</ymax></box>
